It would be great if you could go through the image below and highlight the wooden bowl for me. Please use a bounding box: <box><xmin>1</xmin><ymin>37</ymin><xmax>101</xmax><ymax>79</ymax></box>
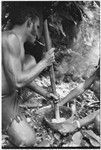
<box><xmin>43</xmin><ymin>106</ymin><xmax>73</xmax><ymax>132</ymax></box>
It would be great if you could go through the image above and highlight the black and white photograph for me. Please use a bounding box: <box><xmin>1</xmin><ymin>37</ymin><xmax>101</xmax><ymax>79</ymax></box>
<box><xmin>1</xmin><ymin>1</ymin><xmax>100</xmax><ymax>148</ymax></box>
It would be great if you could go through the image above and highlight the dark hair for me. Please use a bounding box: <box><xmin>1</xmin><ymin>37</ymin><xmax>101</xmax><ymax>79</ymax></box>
<box><xmin>11</xmin><ymin>6</ymin><xmax>39</xmax><ymax>26</ymax></box>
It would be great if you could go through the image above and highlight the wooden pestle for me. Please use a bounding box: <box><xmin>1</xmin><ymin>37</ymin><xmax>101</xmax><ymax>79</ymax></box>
<box><xmin>44</xmin><ymin>20</ymin><xmax>60</xmax><ymax>121</ymax></box>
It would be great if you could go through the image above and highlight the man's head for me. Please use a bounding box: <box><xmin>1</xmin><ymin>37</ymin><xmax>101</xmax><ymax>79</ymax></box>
<box><xmin>12</xmin><ymin>7</ymin><xmax>40</xmax><ymax>43</ymax></box>
<box><xmin>26</xmin><ymin>15</ymin><xmax>40</xmax><ymax>43</ymax></box>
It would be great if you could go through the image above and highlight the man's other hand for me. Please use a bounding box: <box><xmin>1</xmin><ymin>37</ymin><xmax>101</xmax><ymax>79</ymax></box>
<box><xmin>46</xmin><ymin>93</ymin><xmax>60</xmax><ymax>103</ymax></box>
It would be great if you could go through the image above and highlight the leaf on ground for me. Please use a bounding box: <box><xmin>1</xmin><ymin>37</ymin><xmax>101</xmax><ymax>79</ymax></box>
<box><xmin>82</xmin><ymin>130</ymin><xmax>100</xmax><ymax>147</ymax></box>
<box><xmin>35</xmin><ymin>105</ymin><xmax>51</xmax><ymax>116</ymax></box>
<box><xmin>54</xmin><ymin>133</ymin><xmax>61</xmax><ymax>141</ymax></box>
<box><xmin>68</xmin><ymin>141</ymin><xmax>80</xmax><ymax>147</ymax></box>
<box><xmin>72</xmin><ymin>131</ymin><xmax>83</xmax><ymax>146</ymax></box>
<box><xmin>37</xmin><ymin>140</ymin><xmax>50</xmax><ymax>147</ymax></box>
<box><xmin>81</xmin><ymin>139</ymin><xmax>90</xmax><ymax>147</ymax></box>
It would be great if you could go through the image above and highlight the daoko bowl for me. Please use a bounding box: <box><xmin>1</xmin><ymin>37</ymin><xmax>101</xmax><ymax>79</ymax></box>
<box><xmin>43</xmin><ymin>106</ymin><xmax>73</xmax><ymax>132</ymax></box>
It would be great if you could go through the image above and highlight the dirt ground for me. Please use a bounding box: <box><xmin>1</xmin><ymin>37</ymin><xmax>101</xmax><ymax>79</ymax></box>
<box><xmin>2</xmin><ymin>77</ymin><xmax>100</xmax><ymax>148</ymax></box>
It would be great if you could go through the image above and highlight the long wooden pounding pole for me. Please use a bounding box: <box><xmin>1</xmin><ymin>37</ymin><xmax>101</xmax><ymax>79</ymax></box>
<box><xmin>44</xmin><ymin>19</ymin><xmax>60</xmax><ymax>120</ymax></box>
<box><xmin>44</xmin><ymin>20</ymin><xmax>56</xmax><ymax>94</ymax></box>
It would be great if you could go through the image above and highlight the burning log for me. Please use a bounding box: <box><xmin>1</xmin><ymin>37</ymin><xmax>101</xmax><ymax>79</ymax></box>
<box><xmin>57</xmin><ymin>66</ymin><xmax>99</xmax><ymax>107</ymax></box>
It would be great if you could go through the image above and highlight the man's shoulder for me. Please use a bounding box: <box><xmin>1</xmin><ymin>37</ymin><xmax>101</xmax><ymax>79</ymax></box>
<box><xmin>3</xmin><ymin>31</ymin><xmax>19</xmax><ymax>44</ymax></box>
<box><xmin>2</xmin><ymin>31</ymin><xmax>21</xmax><ymax>55</ymax></box>
<box><xmin>2</xmin><ymin>31</ymin><xmax>8</xmax><ymax>42</ymax></box>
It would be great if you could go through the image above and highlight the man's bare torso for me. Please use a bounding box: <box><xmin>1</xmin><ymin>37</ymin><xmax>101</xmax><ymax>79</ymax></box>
<box><xmin>2</xmin><ymin>31</ymin><xmax>25</xmax><ymax>96</ymax></box>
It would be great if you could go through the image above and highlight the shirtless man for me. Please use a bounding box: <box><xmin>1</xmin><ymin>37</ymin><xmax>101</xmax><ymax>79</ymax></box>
<box><xmin>2</xmin><ymin>8</ymin><xmax>57</xmax><ymax>147</ymax></box>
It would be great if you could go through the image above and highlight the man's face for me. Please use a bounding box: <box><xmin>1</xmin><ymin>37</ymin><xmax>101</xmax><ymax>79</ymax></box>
<box><xmin>29</xmin><ymin>17</ymin><xmax>40</xmax><ymax>43</ymax></box>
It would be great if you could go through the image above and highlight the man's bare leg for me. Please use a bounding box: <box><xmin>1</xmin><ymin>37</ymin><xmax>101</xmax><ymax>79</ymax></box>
<box><xmin>7</xmin><ymin>115</ymin><xmax>36</xmax><ymax>147</ymax></box>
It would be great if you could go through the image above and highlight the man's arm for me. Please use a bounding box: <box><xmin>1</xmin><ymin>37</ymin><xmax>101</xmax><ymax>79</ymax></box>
<box><xmin>27</xmin><ymin>81</ymin><xmax>49</xmax><ymax>98</ymax></box>
<box><xmin>27</xmin><ymin>81</ymin><xmax>59</xmax><ymax>101</ymax></box>
<box><xmin>3</xmin><ymin>34</ymin><xmax>54</xmax><ymax>88</ymax></box>
<box><xmin>22</xmin><ymin>55</ymin><xmax>57</xmax><ymax>100</ymax></box>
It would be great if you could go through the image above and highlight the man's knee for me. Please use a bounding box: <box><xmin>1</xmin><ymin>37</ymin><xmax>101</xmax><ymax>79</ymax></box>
<box><xmin>7</xmin><ymin>117</ymin><xmax>36</xmax><ymax>147</ymax></box>
<box><xmin>19</xmin><ymin>131</ymin><xmax>36</xmax><ymax>147</ymax></box>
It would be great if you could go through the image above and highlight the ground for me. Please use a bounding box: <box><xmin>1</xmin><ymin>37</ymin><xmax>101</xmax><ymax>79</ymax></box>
<box><xmin>2</xmin><ymin>76</ymin><xmax>100</xmax><ymax>148</ymax></box>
